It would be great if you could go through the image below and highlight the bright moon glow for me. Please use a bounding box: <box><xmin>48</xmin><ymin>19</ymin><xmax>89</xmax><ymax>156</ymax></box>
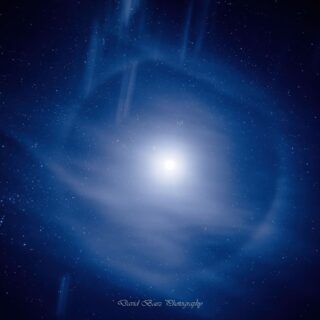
<box><xmin>163</xmin><ymin>158</ymin><xmax>177</xmax><ymax>172</ymax></box>
<box><xmin>151</xmin><ymin>151</ymin><xmax>186</xmax><ymax>183</ymax></box>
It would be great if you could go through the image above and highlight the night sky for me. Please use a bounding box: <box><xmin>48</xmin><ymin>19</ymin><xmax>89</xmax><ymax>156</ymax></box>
<box><xmin>1</xmin><ymin>1</ymin><xmax>320</xmax><ymax>319</ymax></box>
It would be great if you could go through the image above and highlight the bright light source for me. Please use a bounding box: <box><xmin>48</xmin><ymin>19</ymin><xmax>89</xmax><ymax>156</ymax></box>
<box><xmin>163</xmin><ymin>158</ymin><xmax>177</xmax><ymax>172</ymax></box>
<box><xmin>150</xmin><ymin>151</ymin><xmax>186</xmax><ymax>183</ymax></box>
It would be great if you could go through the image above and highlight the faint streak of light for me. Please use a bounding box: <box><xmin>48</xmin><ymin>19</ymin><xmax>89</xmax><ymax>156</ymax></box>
<box><xmin>119</xmin><ymin>0</ymin><xmax>141</xmax><ymax>38</ymax></box>
<box><xmin>56</xmin><ymin>275</ymin><xmax>70</xmax><ymax>319</ymax></box>
<box><xmin>0</xmin><ymin>214</ymin><xmax>5</xmax><ymax>235</ymax></box>
<box><xmin>103</xmin><ymin>0</ymin><xmax>113</xmax><ymax>32</ymax></box>
<box><xmin>180</xmin><ymin>0</ymin><xmax>193</xmax><ymax>63</ymax></box>
<box><xmin>194</xmin><ymin>0</ymin><xmax>210</xmax><ymax>54</ymax></box>
<box><xmin>0</xmin><ymin>215</ymin><xmax>5</xmax><ymax>228</ymax></box>
<box><xmin>83</xmin><ymin>23</ymin><xmax>99</xmax><ymax>98</ymax></box>
<box><xmin>116</xmin><ymin>62</ymin><xmax>138</xmax><ymax>124</ymax></box>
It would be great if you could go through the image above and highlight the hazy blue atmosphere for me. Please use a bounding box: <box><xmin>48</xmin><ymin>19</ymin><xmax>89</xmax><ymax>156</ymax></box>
<box><xmin>1</xmin><ymin>1</ymin><xmax>319</xmax><ymax>319</ymax></box>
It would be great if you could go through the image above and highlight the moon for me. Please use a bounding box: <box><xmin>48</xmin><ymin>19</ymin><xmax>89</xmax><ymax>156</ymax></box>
<box><xmin>163</xmin><ymin>158</ymin><xmax>177</xmax><ymax>172</ymax></box>
<box><xmin>150</xmin><ymin>151</ymin><xmax>186</xmax><ymax>184</ymax></box>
